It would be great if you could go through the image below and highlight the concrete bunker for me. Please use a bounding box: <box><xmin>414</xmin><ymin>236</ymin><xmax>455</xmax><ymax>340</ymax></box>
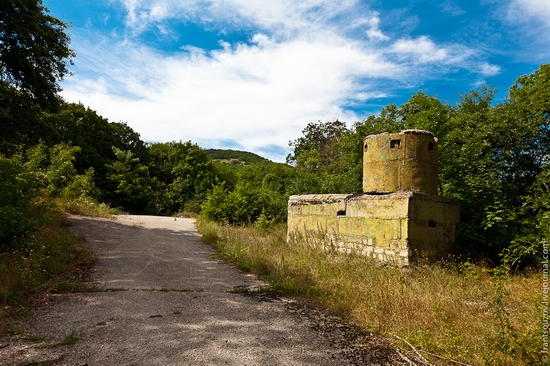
<box><xmin>287</xmin><ymin>129</ymin><xmax>459</xmax><ymax>266</ymax></box>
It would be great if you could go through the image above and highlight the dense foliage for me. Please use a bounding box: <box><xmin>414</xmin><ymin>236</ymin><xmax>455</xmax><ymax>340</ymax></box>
<box><xmin>0</xmin><ymin>0</ymin><xmax>74</xmax><ymax>109</ymax></box>
<box><xmin>202</xmin><ymin>162</ymin><xmax>294</xmax><ymax>225</ymax></box>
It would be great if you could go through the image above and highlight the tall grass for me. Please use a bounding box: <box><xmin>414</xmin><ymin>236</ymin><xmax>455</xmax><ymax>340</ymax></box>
<box><xmin>0</xmin><ymin>213</ymin><xmax>95</xmax><ymax>333</ymax></box>
<box><xmin>196</xmin><ymin>218</ymin><xmax>540</xmax><ymax>366</ymax></box>
<box><xmin>54</xmin><ymin>197</ymin><xmax>119</xmax><ymax>217</ymax></box>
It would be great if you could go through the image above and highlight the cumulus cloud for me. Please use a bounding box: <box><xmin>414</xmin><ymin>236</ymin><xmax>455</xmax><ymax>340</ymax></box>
<box><xmin>479</xmin><ymin>62</ymin><xmax>501</xmax><ymax>77</ymax></box>
<box><xmin>59</xmin><ymin>1</ymin><xmax>500</xmax><ymax>161</ymax></box>
<box><xmin>63</xmin><ymin>30</ymin><xmax>400</xmax><ymax>161</ymax></box>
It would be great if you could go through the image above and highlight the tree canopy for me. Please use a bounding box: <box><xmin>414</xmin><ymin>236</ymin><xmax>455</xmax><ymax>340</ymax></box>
<box><xmin>0</xmin><ymin>0</ymin><xmax>74</xmax><ymax>109</ymax></box>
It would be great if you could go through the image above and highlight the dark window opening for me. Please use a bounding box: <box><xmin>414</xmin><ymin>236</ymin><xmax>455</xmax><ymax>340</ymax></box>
<box><xmin>390</xmin><ymin>139</ymin><xmax>401</xmax><ymax>149</ymax></box>
<box><xmin>428</xmin><ymin>220</ymin><xmax>436</xmax><ymax>228</ymax></box>
<box><xmin>364</xmin><ymin>142</ymin><xmax>368</xmax><ymax>152</ymax></box>
<box><xmin>337</xmin><ymin>210</ymin><xmax>346</xmax><ymax>216</ymax></box>
<box><xmin>428</xmin><ymin>142</ymin><xmax>435</xmax><ymax>151</ymax></box>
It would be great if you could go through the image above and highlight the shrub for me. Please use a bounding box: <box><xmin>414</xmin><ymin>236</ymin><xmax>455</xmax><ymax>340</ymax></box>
<box><xmin>201</xmin><ymin>183</ymin><xmax>287</xmax><ymax>225</ymax></box>
<box><xmin>0</xmin><ymin>156</ymin><xmax>47</xmax><ymax>250</ymax></box>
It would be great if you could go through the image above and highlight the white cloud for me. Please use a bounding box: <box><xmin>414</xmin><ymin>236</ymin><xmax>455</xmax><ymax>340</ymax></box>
<box><xmin>439</xmin><ymin>1</ymin><xmax>466</xmax><ymax>16</ymax></box>
<box><xmin>503</xmin><ymin>0</ymin><xmax>550</xmax><ymax>56</ymax></box>
<box><xmin>117</xmin><ymin>0</ymin><xmax>363</xmax><ymax>38</ymax></box>
<box><xmin>390</xmin><ymin>36</ymin><xmax>471</xmax><ymax>64</ymax></box>
<box><xmin>365</xmin><ymin>15</ymin><xmax>390</xmax><ymax>41</ymax></box>
<box><xmin>58</xmin><ymin>1</ymin><xmax>500</xmax><ymax>161</ymax></box>
<box><xmin>62</xmin><ymin>31</ymin><xmax>400</xmax><ymax>161</ymax></box>
<box><xmin>354</xmin><ymin>91</ymin><xmax>389</xmax><ymax>101</ymax></box>
<box><xmin>507</xmin><ymin>0</ymin><xmax>550</xmax><ymax>26</ymax></box>
<box><xmin>479</xmin><ymin>62</ymin><xmax>501</xmax><ymax>77</ymax></box>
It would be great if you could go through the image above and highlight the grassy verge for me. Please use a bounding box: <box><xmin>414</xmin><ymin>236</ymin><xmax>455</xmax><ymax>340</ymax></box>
<box><xmin>54</xmin><ymin>197</ymin><xmax>119</xmax><ymax>217</ymax></box>
<box><xmin>196</xmin><ymin>218</ymin><xmax>540</xmax><ymax>366</ymax></box>
<box><xmin>0</xmin><ymin>211</ymin><xmax>96</xmax><ymax>334</ymax></box>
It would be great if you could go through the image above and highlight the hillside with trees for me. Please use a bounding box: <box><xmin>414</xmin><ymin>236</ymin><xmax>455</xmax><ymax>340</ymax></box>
<box><xmin>206</xmin><ymin>149</ymin><xmax>270</xmax><ymax>165</ymax></box>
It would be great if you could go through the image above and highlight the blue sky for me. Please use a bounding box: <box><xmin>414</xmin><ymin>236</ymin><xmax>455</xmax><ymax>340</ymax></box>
<box><xmin>43</xmin><ymin>0</ymin><xmax>550</xmax><ymax>162</ymax></box>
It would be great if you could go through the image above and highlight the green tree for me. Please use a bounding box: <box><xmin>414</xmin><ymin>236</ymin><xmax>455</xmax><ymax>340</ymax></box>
<box><xmin>105</xmin><ymin>147</ymin><xmax>154</xmax><ymax>212</ymax></box>
<box><xmin>0</xmin><ymin>84</ymin><xmax>45</xmax><ymax>154</ymax></box>
<box><xmin>42</xmin><ymin>102</ymin><xmax>147</xmax><ymax>196</ymax></box>
<box><xmin>24</xmin><ymin>142</ymin><xmax>80</xmax><ymax>196</ymax></box>
<box><xmin>146</xmin><ymin>141</ymin><xmax>217</xmax><ymax>214</ymax></box>
<box><xmin>201</xmin><ymin>183</ymin><xmax>287</xmax><ymax>225</ymax></box>
<box><xmin>238</xmin><ymin>162</ymin><xmax>294</xmax><ymax>195</ymax></box>
<box><xmin>287</xmin><ymin>120</ymin><xmax>348</xmax><ymax>174</ymax></box>
<box><xmin>498</xmin><ymin>64</ymin><xmax>550</xmax><ymax>266</ymax></box>
<box><xmin>169</xmin><ymin>142</ymin><xmax>216</xmax><ymax>212</ymax></box>
<box><xmin>18</xmin><ymin>142</ymin><xmax>98</xmax><ymax>199</ymax></box>
<box><xmin>201</xmin><ymin>162</ymin><xmax>295</xmax><ymax>225</ymax></box>
<box><xmin>0</xmin><ymin>143</ymin><xmax>97</xmax><ymax>250</ymax></box>
<box><xmin>287</xmin><ymin>120</ymin><xmax>361</xmax><ymax>194</ymax></box>
<box><xmin>0</xmin><ymin>0</ymin><xmax>74</xmax><ymax>110</ymax></box>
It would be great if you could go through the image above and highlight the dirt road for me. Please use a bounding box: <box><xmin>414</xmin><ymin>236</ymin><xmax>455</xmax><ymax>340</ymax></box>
<box><xmin>1</xmin><ymin>215</ymin><xmax>415</xmax><ymax>365</ymax></box>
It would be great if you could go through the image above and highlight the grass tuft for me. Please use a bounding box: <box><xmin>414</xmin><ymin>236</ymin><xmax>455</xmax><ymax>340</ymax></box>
<box><xmin>57</xmin><ymin>329</ymin><xmax>83</xmax><ymax>346</ymax></box>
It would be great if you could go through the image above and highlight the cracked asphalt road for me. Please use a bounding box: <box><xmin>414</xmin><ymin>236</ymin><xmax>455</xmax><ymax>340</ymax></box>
<box><xmin>1</xmin><ymin>215</ymin><xmax>419</xmax><ymax>366</ymax></box>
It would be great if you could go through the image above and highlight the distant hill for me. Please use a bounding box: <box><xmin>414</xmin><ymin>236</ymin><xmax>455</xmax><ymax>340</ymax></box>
<box><xmin>206</xmin><ymin>149</ymin><xmax>270</xmax><ymax>166</ymax></box>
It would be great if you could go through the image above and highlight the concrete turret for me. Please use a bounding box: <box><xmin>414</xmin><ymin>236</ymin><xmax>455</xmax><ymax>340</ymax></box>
<box><xmin>363</xmin><ymin>129</ymin><xmax>438</xmax><ymax>195</ymax></box>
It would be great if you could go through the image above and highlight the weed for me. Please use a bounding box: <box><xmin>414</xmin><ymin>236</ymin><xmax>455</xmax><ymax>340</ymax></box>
<box><xmin>22</xmin><ymin>361</ymin><xmax>58</xmax><ymax>366</ymax></box>
<box><xmin>105</xmin><ymin>288</ymin><xmax>128</xmax><ymax>292</ymax></box>
<box><xmin>57</xmin><ymin>329</ymin><xmax>83</xmax><ymax>346</ymax></box>
<box><xmin>85</xmin><ymin>285</ymin><xmax>101</xmax><ymax>292</ymax></box>
<box><xmin>228</xmin><ymin>286</ymin><xmax>249</xmax><ymax>294</ymax></box>
<box><xmin>24</xmin><ymin>334</ymin><xmax>47</xmax><ymax>343</ymax></box>
<box><xmin>165</xmin><ymin>288</ymin><xmax>192</xmax><ymax>293</ymax></box>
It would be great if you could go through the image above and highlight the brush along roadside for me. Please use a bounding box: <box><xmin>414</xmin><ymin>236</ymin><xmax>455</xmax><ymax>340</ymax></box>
<box><xmin>196</xmin><ymin>217</ymin><xmax>540</xmax><ymax>366</ymax></box>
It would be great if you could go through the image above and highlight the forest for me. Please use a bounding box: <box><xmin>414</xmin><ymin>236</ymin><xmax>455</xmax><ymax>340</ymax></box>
<box><xmin>1</xmin><ymin>0</ymin><xmax>548</xmax><ymax>269</ymax></box>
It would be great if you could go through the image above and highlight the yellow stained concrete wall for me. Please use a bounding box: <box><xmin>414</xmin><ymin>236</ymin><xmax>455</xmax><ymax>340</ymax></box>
<box><xmin>363</xmin><ymin>130</ymin><xmax>438</xmax><ymax>195</ymax></box>
<box><xmin>287</xmin><ymin>194</ymin><xmax>347</xmax><ymax>238</ymax></box>
<box><xmin>407</xmin><ymin>194</ymin><xmax>459</xmax><ymax>259</ymax></box>
<box><xmin>287</xmin><ymin>193</ymin><xmax>459</xmax><ymax>265</ymax></box>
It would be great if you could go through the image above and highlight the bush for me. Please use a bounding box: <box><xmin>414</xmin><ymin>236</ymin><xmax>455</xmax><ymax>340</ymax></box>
<box><xmin>201</xmin><ymin>183</ymin><xmax>287</xmax><ymax>225</ymax></box>
<box><xmin>0</xmin><ymin>156</ymin><xmax>47</xmax><ymax>250</ymax></box>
